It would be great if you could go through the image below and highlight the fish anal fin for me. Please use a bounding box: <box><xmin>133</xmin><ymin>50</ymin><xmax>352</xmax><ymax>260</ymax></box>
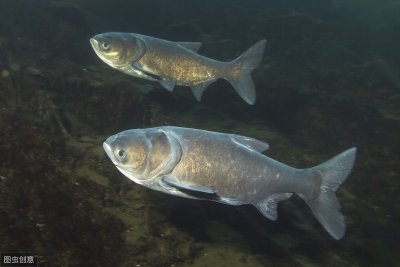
<box><xmin>255</xmin><ymin>193</ymin><xmax>293</xmax><ymax>221</ymax></box>
<box><xmin>230</xmin><ymin>135</ymin><xmax>269</xmax><ymax>152</ymax></box>
<box><xmin>178</xmin><ymin>42</ymin><xmax>202</xmax><ymax>52</ymax></box>
<box><xmin>162</xmin><ymin>176</ymin><xmax>215</xmax><ymax>194</ymax></box>
<box><xmin>190</xmin><ymin>79</ymin><xmax>216</xmax><ymax>102</ymax></box>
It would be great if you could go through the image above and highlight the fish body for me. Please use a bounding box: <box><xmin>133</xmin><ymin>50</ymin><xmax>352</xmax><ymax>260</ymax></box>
<box><xmin>90</xmin><ymin>33</ymin><xmax>266</xmax><ymax>104</ymax></box>
<box><xmin>103</xmin><ymin>126</ymin><xmax>356</xmax><ymax>240</ymax></box>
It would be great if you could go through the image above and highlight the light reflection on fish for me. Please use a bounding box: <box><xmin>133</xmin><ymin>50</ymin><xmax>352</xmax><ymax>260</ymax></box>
<box><xmin>103</xmin><ymin>126</ymin><xmax>356</xmax><ymax>240</ymax></box>
<box><xmin>90</xmin><ymin>32</ymin><xmax>266</xmax><ymax>105</ymax></box>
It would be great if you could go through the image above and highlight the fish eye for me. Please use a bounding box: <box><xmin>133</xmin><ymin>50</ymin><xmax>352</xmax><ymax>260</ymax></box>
<box><xmin>116</xmin><ymin>149</ymin><xmax>126</xmax><ymax>160</ymax></box>
<box><xmin>102</xmin><ymin>41</ymin><xmax>111</xmax><ymax>50</ymax></box>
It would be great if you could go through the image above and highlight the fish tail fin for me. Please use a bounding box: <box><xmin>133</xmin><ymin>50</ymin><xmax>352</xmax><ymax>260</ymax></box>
<box><xmin>302</xmin><ymin>147</ymin><xmax>357</xmax><ymax>239</ymax></box>
<box><xmin>226</xmin><ymin>39</ymin><xmax>266</xmax><ymax>105</ymax></box>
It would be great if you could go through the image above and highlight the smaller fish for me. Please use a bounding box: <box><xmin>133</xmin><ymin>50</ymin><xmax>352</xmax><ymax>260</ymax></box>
<box><xmin>103</xmin><ymin>126</ymin><xmax>357</xmax><ymax>239</ymax></box>
<box><xmin>90</xmin><ymin>32</ymin><xmax>266</xmax><ymax>105</ymax></box>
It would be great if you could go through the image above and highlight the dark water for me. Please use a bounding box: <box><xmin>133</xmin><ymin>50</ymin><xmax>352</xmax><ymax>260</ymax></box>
<box><xmin>0</xmin><ymin>0</ymin><xmax>399</xmax><ymax>266</ymax></box>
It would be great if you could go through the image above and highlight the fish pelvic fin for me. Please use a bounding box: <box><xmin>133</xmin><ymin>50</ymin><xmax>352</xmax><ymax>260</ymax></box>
<box><xmin>303</xmin><ymin>147</ymin><xmax>357</xmax><ymax>240</ymax></box>
<box><xmin>226</xmin><ymin>39</ymin><xmax>266</xmax><ymax>105</ymax></box>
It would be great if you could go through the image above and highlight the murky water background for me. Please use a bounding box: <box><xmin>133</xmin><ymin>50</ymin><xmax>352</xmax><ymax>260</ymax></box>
<box><xmin>0</xmin><ymin>0</ymin><xmax>399</xmax><ymax>266</ymax></box>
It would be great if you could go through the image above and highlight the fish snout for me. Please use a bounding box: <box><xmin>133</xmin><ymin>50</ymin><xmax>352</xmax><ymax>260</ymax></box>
<box><xmin>103</xmin><ymin>141</ymin><xmax>113</xmax><ymax>160</ymax></box>
<box><xmin>90</xmin><ymin>38</ymin><xmax>99</xmax><ymax>48</ymax></box>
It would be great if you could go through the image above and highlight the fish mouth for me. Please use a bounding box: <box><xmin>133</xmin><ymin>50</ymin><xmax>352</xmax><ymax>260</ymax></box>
<box><xmin>89</xmin><ymin>38</ymin><xmax>98</xmax><ymax>48</ymax></box>
<box><xmin>89</xmin><ymin>37</ymin><xmax>103</xmax><ymax>59</ymax></box>
<box><xmin>89</xmin><ymin>37</ymin><xmax>117</xmax><ymax>67</ymax></box>
<box><xmin>103</xmin><ymin>141</ymin><xmax>144</xmax><ymax>184</ymax></box>
<box><xmin>103</xmin><ymin>141</ymin><xmax>127</xmax><ymax>171</ymax></box>
<box><xmin>103</xmin><ymin>141</ymin><xmax>115</xmax><ymax>163</ymax></box>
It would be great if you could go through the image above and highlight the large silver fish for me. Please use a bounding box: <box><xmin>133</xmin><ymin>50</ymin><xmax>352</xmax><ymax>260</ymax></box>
<box><xmin>103</xmin><ymin>126</ymin><xmax>356</xmax><ymax>240</ymax></box>
<box><xmin>90</xmin><ymin>32</ymin><xmax>266</xmax><ymax>105</ymax></box>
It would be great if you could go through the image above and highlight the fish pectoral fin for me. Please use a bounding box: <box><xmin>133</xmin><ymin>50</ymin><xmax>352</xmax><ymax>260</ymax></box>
<box><xmin>230</xmin><ymin>135</ymin><xmax>269</xmax><ymax>152</ymax></box>
<box><xmin>132</xmin><ymin>63</ymin><xmax>162</xmax><ymax>81</ymax></box>
<box><xmin>255</xmin><ymin>193</ymin><xmax>293</xmax><ymax>221</ymax></box>
<box><xmin>159</xmin><ymin>80</ymin><xmax>176</xmax><ymax>92</ymax></box>
<box><xmin>219</xmin><ymin>197</ymin><xmax>243</xmax><ymax>206</ymax></box>
<box><xmin>191</xmin><ymin>79</ymin><xmax>216</xmax><ymax>101</ymax></box>
<box><xmin>178</xmin><ymin>42</ymin><xmax>202</xmax><ymax>52</ymax></box>
<box><xmin>162</xmin><ymin>176</ymin><xmax>215</xmax><ymax>194</ymax></box>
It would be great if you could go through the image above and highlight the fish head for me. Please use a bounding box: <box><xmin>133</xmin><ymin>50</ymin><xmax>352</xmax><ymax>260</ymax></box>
<box><xmin>90</xmin><ymin>32</ymin><xmax>145</xmax><ymax>69</ymax></box>
<box><xmin>103</xmin><ymin>128</ymin><xmax>182</xmax><ymax>186</ymax></box>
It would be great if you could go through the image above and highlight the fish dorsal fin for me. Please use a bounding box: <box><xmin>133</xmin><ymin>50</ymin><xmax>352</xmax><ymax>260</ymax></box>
<box><xmin>191</xmin><ymin>79</ymin><xmax>216</xmax><ymax>102</ymax></box>
<box><xmin>162</xmin><ymin>176</ymin><xmax>215</xmax><ymax>194</ymax></box>
<box><xmin>178</xmin><ymin>42</ymin><xmax>202</xmax><ymax>52</ymax></box>
<box><xmin>255</xmin><ymin>193</ymin><xmax>293</xmax><ymax>221</ymax></box>
<box><xmin>230</xmin><ymin>135</ymin><xmax>269</xmax><ymax>152</ymax></box>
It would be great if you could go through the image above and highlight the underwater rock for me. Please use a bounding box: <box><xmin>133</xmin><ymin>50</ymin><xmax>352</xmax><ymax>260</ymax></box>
<box><xmin>0</xmin><ymin>112</ymin><xmax>126</xmax><ymax>266</ymax></box>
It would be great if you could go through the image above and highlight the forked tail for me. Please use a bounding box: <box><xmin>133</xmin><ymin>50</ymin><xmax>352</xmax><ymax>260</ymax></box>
<box><xmin>303</xmin><ymin>147</ymin><xmax>357</xmax><ymax>239</ymax></box>
<box><xmin>226</xmin><ymin>39</ymin><xmax>266</xmax><ymax>105</ymax></box>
